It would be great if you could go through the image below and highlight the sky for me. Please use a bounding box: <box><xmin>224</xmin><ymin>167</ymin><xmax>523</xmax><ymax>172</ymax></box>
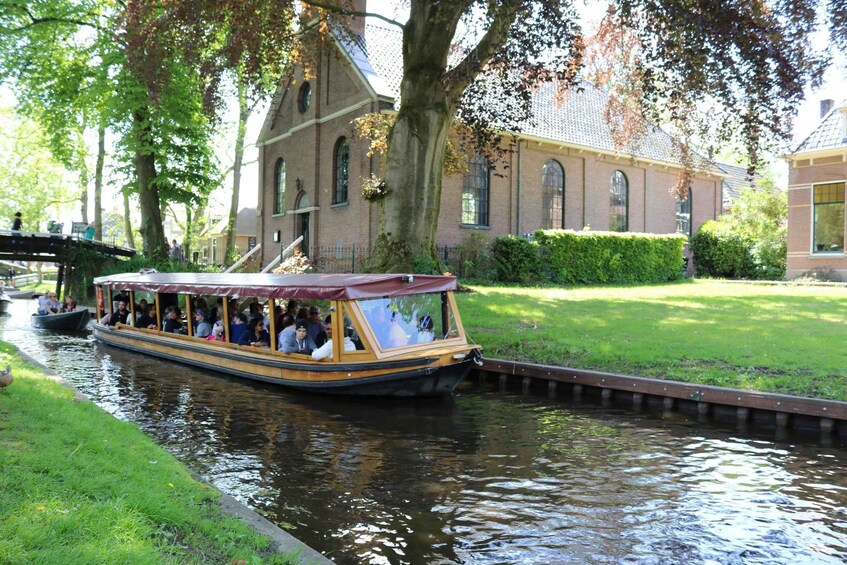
<box><xmin>2</xmin><ymin>2</ymin><xmax>847</xmax><ymax>231</ymax></box>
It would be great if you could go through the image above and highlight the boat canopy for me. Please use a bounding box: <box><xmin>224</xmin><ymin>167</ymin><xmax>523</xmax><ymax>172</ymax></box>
<box><xmin>93</xmin><ymin>272</ymin><xmax>458</xmax><ymax>301</ymax></box>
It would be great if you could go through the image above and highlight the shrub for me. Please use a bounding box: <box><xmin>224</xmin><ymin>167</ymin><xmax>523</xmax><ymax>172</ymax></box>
<box><xmin>490</xmin><ymin>235</ymin><xmax>542</xmax><ymax>284</ymax></box>
<box><xmin>446</xmin><ymin>232</ymin><xmax>495</xmax><ymax>281</ymax></box>
<box><xmin>689</xmin><ymin>220</ymin><xmax>755</xmax><ymax>278</ymax></box>
<box><xmin>533</xmin><ymin>229</ymin><xmax>686</xmax><ymax>284</ymax></box>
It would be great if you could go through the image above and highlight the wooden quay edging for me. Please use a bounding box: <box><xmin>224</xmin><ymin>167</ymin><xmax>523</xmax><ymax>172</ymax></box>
<box><xmin>476</xmin><ymin>359</ymin><xmax>847</xmax><ymax>436</ymax></box>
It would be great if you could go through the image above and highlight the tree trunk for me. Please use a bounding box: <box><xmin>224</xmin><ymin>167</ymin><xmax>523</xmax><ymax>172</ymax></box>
<box><xmin>94</xmin><ymin>123</ymin><xmax>105</xmax><ymax>240</ymax></box>
<box><xmin>133</xmin><ymin>110</ymin><xmax>166</xmax><ymax>259</ymax></box>
<box><xmin>226</xmin><ymin>78</ymin><xmax>249</xmax><ymax>265</ymax></box>
<box><xmin>372</xmin><ymin>1</ymin><xmax>464</xmax><ymax>273</ymax></box>
<box><xmin>123</xmin><ymin>189</ymin><xmax>135</xmax><ymax>249</ymax></box>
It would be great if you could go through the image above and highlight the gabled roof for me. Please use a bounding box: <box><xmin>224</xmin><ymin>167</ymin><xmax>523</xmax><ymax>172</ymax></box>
<box><xmin>347</xmin><ymin>23</ymin><xmax>715</xmax><ymax>171</ymax></box>
<box><xmin>793</xmin><ymin>99</ymin><xmax>847</xmax><ymax>154</ymax></box>
<box><xmin>205</xmin><ymin>208</ymin><xmax>258</xmax><ymax>238</ymax></box>
<box><xmin>716</xmin><ymin>162</ymin><xmax>757</xmax><ymax>207</ymax></box>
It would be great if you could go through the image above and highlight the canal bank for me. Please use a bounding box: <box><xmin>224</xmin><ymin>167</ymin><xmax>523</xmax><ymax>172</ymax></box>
<box><xmin>479</xmin><ymin>358</ymin><xmax>847</xmax><ymax>437</ymax></box>
<box><xmin>0</xmin><ymin>344</ymin><xmax>332</xmax><ymax>564</ymax></box>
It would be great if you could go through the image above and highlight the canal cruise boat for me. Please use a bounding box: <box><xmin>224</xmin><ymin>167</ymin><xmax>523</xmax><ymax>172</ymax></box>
<box><xmin>92</xmin><ymin>272</ymin><xmax>481</xmax><ymax>396</ymax></box>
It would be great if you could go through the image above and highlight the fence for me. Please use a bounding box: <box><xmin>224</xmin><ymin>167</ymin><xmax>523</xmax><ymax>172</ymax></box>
<box><xmin>309</xmin><ymin>244</ymin><xmax>482</xmax><ymax>277</ymax></box>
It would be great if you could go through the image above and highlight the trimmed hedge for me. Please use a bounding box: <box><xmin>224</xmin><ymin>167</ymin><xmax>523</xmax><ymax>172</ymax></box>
<box><xmin>689</xmin><ymin>220</ymin><xmax>786</xmax><ymax>280</ymax></box>
<box><xmin>490</xmin><ymin>235</ymin><xmax>542</xmax><ymax>284</ymax></box>
<box><xmin>532</xmin><ymin>229</ymin><xmax>687</xmax><ymax>284</ymax></box>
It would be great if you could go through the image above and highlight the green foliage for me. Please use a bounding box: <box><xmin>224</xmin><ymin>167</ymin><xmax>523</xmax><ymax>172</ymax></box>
<box><xmin>100</xmin><ymin>255</ymin><xmax>218</xmax><ymax>278</ymax></box>
<box><xmin>533</xmin><ymin>230</ymin><xmax>686</xmax><ymax>284</ymax></box>
<box><xmin>690</xmin><ymin>220</ymin><xmax>755</xmax><ymax>278</ymax></box>
<box><xmin>490</xmin><ymin>236</ymin><xmax>542</xmax><ymax>284</ymax></box>
<box><xmin>690</xmin><ymin>186</ymin><xmax>787</xmax><ymax>280</ymax></box>
<box><xmin>446</xmin><ymin>232</ymin><xmax>495</xmax><ymax>281</ymax></box>
<box><xmin>0</xmin><ymin>110</ymin><xmax>80</xmax><ymax>232</ymax></box>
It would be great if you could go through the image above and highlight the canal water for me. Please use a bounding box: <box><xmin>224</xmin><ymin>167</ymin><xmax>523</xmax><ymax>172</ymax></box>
<box><xmin>2</xmin><ymin>299</ymin><xmax>847</xmax><ymax>564</ymax></box>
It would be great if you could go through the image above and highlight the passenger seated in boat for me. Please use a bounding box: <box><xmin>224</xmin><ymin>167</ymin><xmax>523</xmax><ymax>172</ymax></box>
<box><xmin>281</xmin><ymin>321</ymin><xmax>317</xmax><ymax>355</ymax></box>
<box><xmin>206</xmin><ymin>321</ymin><xmax>225</xmax><ymax>341</ymax></box>
<box><xmin>162</xmin><ymin>306</ymin><xmax>182</xmax><ymax>333</ymax></box>
<box><xmin>135</xmin><ymin>304</ymin><xmax>157</xmax><ymax>329</ymax></box>
<box><xmin>416</xmin><ymin>314</ymin><xmax>435</xmax><ymax>343</ymax></box>
<box><xmin>229</xmin><ymin>312</ymin><xmax>248</xmax><ymax>344</ymax></box>
<box><xmin>240</xmin><ymin>319</ymin><xmax>270</xmax><ymax>348</ymax></box>
<box><xmin>387</xmin><ymin>311</ymin><xmax>410</xmax><ymax>348</ymax></box>
<box><xmin>108</xmin><ymin>300</ymin><xmax>130</xmax><ymax>325</ymax></box>
<box><xmin>194</xmin><ymin>309</ymin><xmax>212</xmax><ymax>338</ymax></box>
<box><xmin>276</xmin><ymin>314</ymin><xmax>295</xmax><ymax>350</ymax></box>
<box><xmin>311</xmin><ymin>317</ymin><xmax>356</xmax><ymax>361</ymax></box>
<box><xmin>365</xmin><ymin>306</ymin><xmax>391</xmax><ymax>347</ymax></box>
<box><xmin>285</xmin><ymin>299</ymin><xmax>298</xmax><ymax>318</ymax></box>
<box><xmin>306</xmin><ymin>307</ymin><xmax>326</xmax><ymax>346</ymax></box>
<box><xmin>61</xmin><ymin>295</ymin><xmax>77</xmax><ymax>312</ymax></box>
<box><xmin>37</xmin><ymin>293</ymin><xmax>57</xmax><ymax>315</ymax></box>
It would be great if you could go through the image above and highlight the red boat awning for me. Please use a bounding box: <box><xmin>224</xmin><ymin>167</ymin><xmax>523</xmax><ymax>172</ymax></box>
<box><xmin>93</xmin><ymin>272</ymin><xmax>457</xmax><ymax>300</ymax></box>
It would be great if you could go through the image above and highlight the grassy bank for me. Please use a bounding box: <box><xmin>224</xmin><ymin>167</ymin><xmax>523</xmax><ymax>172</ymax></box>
<box><xmin>458</xmin><ymin>280</ymin><xmax>847</xmax><ymax>402</ymax></box>
<box><xmin>0</xmin><ymin>342</ymin><xmax>295</xmax><ymax>564</ymax></box>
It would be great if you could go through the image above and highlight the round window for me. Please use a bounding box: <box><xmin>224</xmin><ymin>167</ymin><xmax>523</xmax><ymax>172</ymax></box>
<box><xmin>298</xmin><ymin>82</ymin><xmax>312</xmax><ymax>113</ymax></box>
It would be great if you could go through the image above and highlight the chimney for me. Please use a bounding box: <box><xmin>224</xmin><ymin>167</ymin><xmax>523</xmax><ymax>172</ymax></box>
<box><xmin>820</xmin><ymin>99</ymin><xmax>834</xmax><ymax>118</ymax></box>
<box><xmin>345</xmin><ymin>0</ymin><xmax>366</xmax><ymax>36</ymax></box>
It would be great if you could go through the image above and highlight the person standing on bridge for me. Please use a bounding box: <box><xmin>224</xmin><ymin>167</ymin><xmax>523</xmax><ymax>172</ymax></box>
<box><xmin>11</xmin><ymin>211</ymin><xmax>22</xmax><ymax>246</ymax></box>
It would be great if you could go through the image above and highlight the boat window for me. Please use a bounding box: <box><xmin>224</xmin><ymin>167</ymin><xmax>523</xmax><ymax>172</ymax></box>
<box><xmin>340</xmin><ymin>303</ymin><xmax>367</xmax><ymax>351</ymax></box>
<box><xmin>359</xmin><ymin>293</ymin><xmax>460</xmax><ymax>350</ymax></box>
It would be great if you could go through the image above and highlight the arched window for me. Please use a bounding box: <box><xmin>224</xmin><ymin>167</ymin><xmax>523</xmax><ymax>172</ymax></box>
<box><xmin>609</xmin><ymin>170</ymin><xmax>628</xmax><ymax>232</ymax></box>
<box><xmin>461</xmin><ymin>154</ymin><xmax>489</xmax><ymax>226</ymax></box>
<box><xmin>273</xmin><ymin>158</ymin><xmax>286</xmax><ymax>215</ymax></box>
<box><xmin>676</xmin><ymin>188</ymin><xmax>692</xmax><ymax>237</ymax></box>
<box><xmin>333</xmin><ymin>137</ymin><xmax>349</xmax><ymax>204</ymax></box>
<box><xmin>542</xmin><ymin>160</ymin><xmax>565</xmax><ymax>229</ymax></box>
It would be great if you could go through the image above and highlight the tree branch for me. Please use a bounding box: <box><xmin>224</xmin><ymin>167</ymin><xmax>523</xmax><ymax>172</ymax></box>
<box><xmin>445</xmin><ymin>0</ymin><xmax>521</xmax><ymax>100</ymax></box>
<box><xmin>299</xmin><ymin>0</ymin><xmax>405</xmax><ymax>29</ymax></box>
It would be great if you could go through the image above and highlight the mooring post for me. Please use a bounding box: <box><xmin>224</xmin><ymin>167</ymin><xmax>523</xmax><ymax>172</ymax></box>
<box><xmin>522</xmin><ymin>376</ymin><xmax>531</xmax><ymax>394</ymax></box>
<box><xmin>601</xmin><ymin>388</ymin><xmax>613</xmax><ymax>406</ymax></box>
<box><xmin>775</xmin><ymin>412</ymin><xmax>790</xmax><ymax>428</ymax></box>
<box><xmin>499</xmin><ymin>373</ymin><xmax>508</xmax><ymax>390</ymax></box>
<box><xmin>547</xmin><ymin>380</ymin><xmax>557</xmax><ymax>397</ymax></box>
<box><xmin>820</xmin><ymin>417</ymin><xmax>835</xmax><ymax>434</ymax></box>
<box><xmin>736</xmin><ymin>407</ymin><xmax>750</xmax><ymax>422</ymax></box>
<box><xmin>632</xmin><ymin>393</ymin><xmax>644</xmax><ymax>409</ymax></box>
<box><xmin>697</xmin><ymin>402</ymin><xmax>710</xmax><ymax>416</ymax></box>
<box><xmin>573</xmin><ymin>383</ymin><xmax>583</xmax><ymax>398</ymax></box>
<box><xmin>663</xmin><ymin>397</ymin><xmax>675</xmax><ymax>411</ymax></box>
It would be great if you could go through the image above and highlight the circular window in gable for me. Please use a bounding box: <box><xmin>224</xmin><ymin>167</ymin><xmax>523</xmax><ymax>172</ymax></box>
<box><xmin>297</xmin><ymin>81</ymin><xmax>312</xmax><ymax>113</ymax></box>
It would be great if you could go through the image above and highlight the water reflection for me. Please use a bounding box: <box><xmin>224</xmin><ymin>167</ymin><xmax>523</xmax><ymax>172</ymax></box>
<box><xmin>2</xmin><ymin>299</ymin><xmax>846</xmax><ymax>564</ymax></box>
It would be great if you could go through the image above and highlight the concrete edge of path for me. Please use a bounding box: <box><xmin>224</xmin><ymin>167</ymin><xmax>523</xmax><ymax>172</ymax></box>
<box><xmin>14</xmin><ymin>349</ymin><xmax>335</xmax><ymax>565</ymax></box>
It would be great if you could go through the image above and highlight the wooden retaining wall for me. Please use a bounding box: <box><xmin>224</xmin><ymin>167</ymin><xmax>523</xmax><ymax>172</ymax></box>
<box><xmin>475</xmin><ymin>359</ymin><xmax>847</xmax><ymax>437</ymax></box>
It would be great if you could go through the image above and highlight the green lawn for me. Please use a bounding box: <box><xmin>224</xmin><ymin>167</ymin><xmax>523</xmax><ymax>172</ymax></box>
<box><xmin>0</xmin><ymin>342</ymin><xmax>296</xmax><ymax>564</ymax></box>
<box><xmin>457</xmin><ymin>280</ymin><xmax>847</xmax><ymax>401</ymax></box>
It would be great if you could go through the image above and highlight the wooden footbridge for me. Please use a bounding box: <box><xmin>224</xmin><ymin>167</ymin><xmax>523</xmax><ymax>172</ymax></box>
<box><xmin>0</xmin><ymin>230</ymin><xmax>135</xmax><ymax>297</ymax></box>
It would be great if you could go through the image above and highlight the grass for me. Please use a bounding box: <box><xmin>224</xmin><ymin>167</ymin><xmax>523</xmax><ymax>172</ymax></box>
<box><xmin>457</xmin><ymin>279</ymin><xmax>847</xmax><ymax>401</ymax></box>
<box><xmin>0</xmin><ymin>342</ymin><xmax>298</xmax><ymax>564</ymax></box>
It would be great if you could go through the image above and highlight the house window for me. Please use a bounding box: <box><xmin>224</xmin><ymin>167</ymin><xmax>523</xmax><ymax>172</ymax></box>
<box><xmin>610</xmin><ymin>170</ymin><xmax>628</xmax><ymax>232</ymax></box>
<box><xmin>298</xmin><ymin>82</ymin><xmax>311</xmax><ymax>113</ymax></box>
<box><xmin>462</xmin><ymin>154</ymin><xmax>489</xmax><ymax>226</ymax></box>
<box><xmin>542</xmin><ymin>160</ymin><xmax>565</xmax><ymax>229</ymax></box>
<box><xmin>813</xmin><ymin>182</ymin><xmax>845</xmax><ymax>253</ymax></box>
<box><xmin>333</xmin><ymin>137</ymin><xmax>349</xmax><ymax>204</ymax></box>
<box><xmin>676</xmin><ymin>188</ymin><xmax>692</xmax><ymax>237</ymax></box>
<box><xmin>273</xmin><ymin>159</ymin><xmax>286</xmax><ymax>215</ymax></box>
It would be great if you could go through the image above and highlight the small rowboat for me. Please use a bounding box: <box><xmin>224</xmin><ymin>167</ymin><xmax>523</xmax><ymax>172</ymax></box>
<box><xmin>93</xmin><ymin>272</ymin><xmax>482</xmax><ymax>397</ymax></box>
<box><xmin>31</xmin><ymin>309</ymin><xmax>91</xmax><ymax>331</ymax></box>
<box><xmin>5</xmin><ymin>289</ymin><xmax>35</xmax><ymax>299</ymax></box>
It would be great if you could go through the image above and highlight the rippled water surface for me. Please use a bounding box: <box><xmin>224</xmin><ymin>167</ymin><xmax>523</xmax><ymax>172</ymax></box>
<box><xmin>3</xmin><ymin>299</ymin><xmax>847</xmax><ymax>564</ymax></box>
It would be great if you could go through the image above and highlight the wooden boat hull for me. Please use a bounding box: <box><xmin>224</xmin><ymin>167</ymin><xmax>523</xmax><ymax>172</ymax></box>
<box><xmin>94</xmin><ymin>325</ymin><xmax>478</xmax><ymax>397</ymax></box>
<box><xmin>31</xmin><ymin>309</ymin><xmax>91</xmax><ymax>331</ymax></box>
